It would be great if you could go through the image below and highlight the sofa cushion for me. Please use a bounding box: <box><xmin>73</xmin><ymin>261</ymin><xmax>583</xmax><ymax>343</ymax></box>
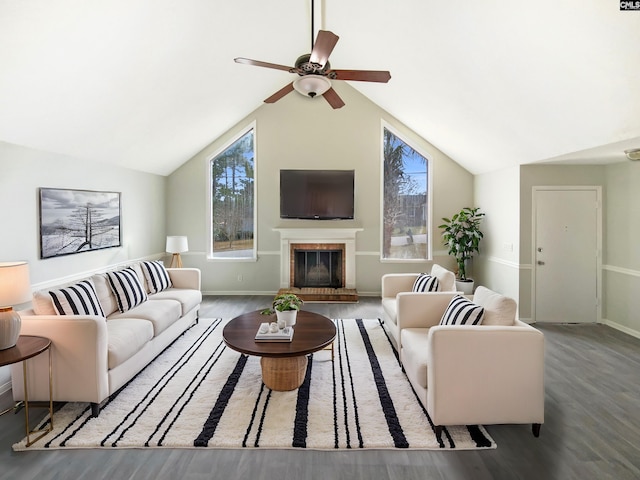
<box><xmin>90</xmin><ymin>274</ymin><xmax>118</xmax><ymax>317</ymax></box>
<box><xmin>32</xmin><ymin>290</ymin><xmax>56</xmax><ymax>315</ymax></box>
<box><xmin>141</xmin><ymin>260</ymin><xmax>172</xmax><ymax>294</ymax></box>
<box><xmin>148</xmin><ymin>288</ymin><xmax>201</xmax><ymax>316</ymax></box>
<box><xmin>412</xmin><ymin>274</ymin><xmax>439</xmax><ymax>292</ymax></box>
<box><xmin>107</xmin><ymin>319</ymin><xmax>154</xmax><ymax>370</ymax></box>
<box><xmin>440</xmin><ymin>295</ymin><xmax>485</xmax><ymax>326</ymax></box>
<box><xmin>472</xmin><ymin>286</ymin><xmax>517</xmax><ymax>326</ymax></box>
<box><xmin>106</xmin><ymin>267</ymin><xmax>148</xmax><ymax>313</ymax></box>
<box><xmin>108</xmin><ymin>298</ymin><xmax>181</xmax><ymax>336</ymax></box>
<box><xmin>48</xmin><ymin>279</ymin><xmax>105</xmax><ymax>317</ymax></box>
<box><xmin>401</xmin><ymin>328</ymin><xmax>430</xmax><ymax>389</ymax></box>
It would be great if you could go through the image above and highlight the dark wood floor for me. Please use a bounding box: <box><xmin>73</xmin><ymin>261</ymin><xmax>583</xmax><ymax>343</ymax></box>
<box><xmin>1</xmin><ymin>295</ymin><xmax>639</xmax><ymax>480</ymax></box>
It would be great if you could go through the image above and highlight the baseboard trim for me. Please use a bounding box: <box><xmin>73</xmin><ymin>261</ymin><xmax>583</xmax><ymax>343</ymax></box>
<box><xmin>600</xmin><ymin>318</ymin><xmax>640</xmax><ymax>340</ymax></box>
<box><xmin>0</xmin><ymin>379</ymin><xmax>11</xmax><ymax>397</ymax></box>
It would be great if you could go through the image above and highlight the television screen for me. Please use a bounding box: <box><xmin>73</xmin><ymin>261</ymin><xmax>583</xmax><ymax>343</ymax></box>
<box><xmin>280</xmin><ymin>169</ymin><xmax>355</xmax><ymax>220</ymax></box>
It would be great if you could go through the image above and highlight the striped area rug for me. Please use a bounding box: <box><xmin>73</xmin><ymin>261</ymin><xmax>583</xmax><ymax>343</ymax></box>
<box><xmin>14</xmin><ymin>318</ymin><xmax>495</xmax><ymax>451</ymax></box>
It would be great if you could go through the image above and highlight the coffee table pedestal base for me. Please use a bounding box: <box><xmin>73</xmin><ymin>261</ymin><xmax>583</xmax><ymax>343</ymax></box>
<box><xmin>261</xmin><ymin>356</ymin><xmax>308</xmax><ymax>391</ymax></box>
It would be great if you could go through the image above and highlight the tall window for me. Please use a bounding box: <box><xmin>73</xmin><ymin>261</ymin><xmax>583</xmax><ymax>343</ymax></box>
<box><xmin>209</xmin><ymin>126</ymin><xmax>255</xmax><ymax>259</ymax></box>
<box><xmin>382</xmin><ymin>126</ymin><xmax>430</xmax><ymax>261</ymax></box>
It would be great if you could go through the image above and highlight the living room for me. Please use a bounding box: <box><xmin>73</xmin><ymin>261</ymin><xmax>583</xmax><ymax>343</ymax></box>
<box><xmin>1</xmin><ymin>1</ymin><xmax>639</xmax><ymax>479</ymax></box>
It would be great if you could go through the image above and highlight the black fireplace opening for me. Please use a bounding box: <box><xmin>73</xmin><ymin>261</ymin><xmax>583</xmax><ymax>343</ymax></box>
<box><xmin>294</xmin><ymin>250</ymin><xmax>343</xmax><ymax>288</ymax></box>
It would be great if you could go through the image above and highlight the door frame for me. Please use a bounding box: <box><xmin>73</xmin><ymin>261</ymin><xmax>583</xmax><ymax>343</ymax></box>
<box><xmin>531</xmin><ymin>186</ymin><xmax>602</xmax><ymax>323</ymax></box>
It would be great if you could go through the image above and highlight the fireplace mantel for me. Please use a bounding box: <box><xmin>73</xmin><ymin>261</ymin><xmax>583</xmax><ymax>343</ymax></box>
<box><xmin>274</xmin><ymin>227</ymin><xmax>363</xmax><ymax>289</ymax></box>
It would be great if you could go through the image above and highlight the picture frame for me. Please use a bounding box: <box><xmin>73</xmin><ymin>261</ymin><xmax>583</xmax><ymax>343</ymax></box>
<box><xmin>39</xmin><ymin>187</ymin><xmax>122</xmax><ymax>259</ymax></box>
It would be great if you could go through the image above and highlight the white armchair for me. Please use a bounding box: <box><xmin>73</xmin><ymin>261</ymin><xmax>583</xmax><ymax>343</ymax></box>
<box><xmin>399</xmin><ymin>286</ymin><xmax>544</xmax><ymax>441</ymax></box>
<box><xmin>381</xmin><ymin>264</ymin><xmax>457</xmax><ymax>351</ymax></box>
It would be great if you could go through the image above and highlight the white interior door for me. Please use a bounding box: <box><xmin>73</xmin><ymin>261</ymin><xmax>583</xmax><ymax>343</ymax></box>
<box><xmin>534</xmin><ymin>188</ymin><xmax>600</xmax><ymax>323</ymax></box>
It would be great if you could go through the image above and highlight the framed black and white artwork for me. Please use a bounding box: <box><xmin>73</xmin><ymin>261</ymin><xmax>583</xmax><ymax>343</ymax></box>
<box><xmin>39</xmin><ymin>187</ymin><xmax>122</xmax><ymax>259</ymax></box>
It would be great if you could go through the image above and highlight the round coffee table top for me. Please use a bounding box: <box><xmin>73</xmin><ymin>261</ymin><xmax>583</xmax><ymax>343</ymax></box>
<box><xmin>0</xmin><ymin>335</ymin><xmax>51</xmax><ymax>367</ymax></box>
<box><xmin>223</xmin><ymin>310</ymin><xmax>336</xmax><ymax>358</ymax></box>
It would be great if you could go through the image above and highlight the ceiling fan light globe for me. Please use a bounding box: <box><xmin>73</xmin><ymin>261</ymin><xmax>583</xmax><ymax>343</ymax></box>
<box><xmin>624</xmin><ymin>148</ymin><xmax>640</xmax><ymax>161</ymax></box>
<box><xmin>293</xmin><ymin>75</ymin><xmax>331</xmax><ymax>98</ymax></box>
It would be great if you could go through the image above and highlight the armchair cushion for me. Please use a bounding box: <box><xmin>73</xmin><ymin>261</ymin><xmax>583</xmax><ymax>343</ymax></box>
<box><xmin>412</xmin><ymin>273</ymin><xmax>439</xmax><ymax>292</ymax></box>
<box><xmin>440</xmin><ymin>295</ymin><xmax>485</xmax><ymax>326</ymax></box>
<box><xmin>49</xmin><ymin>279</ymin><xmax>105</xmax><ymax>317</ymax></box>
<box><xmin>401</xmin><ymin>328</ymin><xmax>430</xmax><ymax>389</ymax></box>
<box><xmin>430</xmin><ymin>264</ymin><xmax>455</xmax><ymax>292</ymax></box>
<box><xmin>473</xmin><ymin>286</ymin><xmax>516</xmax><ymax>326</ymax></box>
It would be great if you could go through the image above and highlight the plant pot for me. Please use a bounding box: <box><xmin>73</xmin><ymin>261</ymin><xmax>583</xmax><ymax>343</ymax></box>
<box><xmin>276</xmin><ymin>309</ymin><xmax>298</xmax><ymax>327</ymax></box>
<box><xmin>455</xmin><ymin>279</ymin><xmax>475</xmax><ymax>295</ymax></box>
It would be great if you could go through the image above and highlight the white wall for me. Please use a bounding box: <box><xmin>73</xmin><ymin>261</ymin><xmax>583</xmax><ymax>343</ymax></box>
<box><xmin>602</xmin><ymin>161</ymin><xmax>640</xmax><ymax>336</ymax></box>
<box><xmin>0</xmin><ymin>141</ymin><xmax>166</xmax><ymax>396</ymax></box>
<box><xmin>167</xmin><ymin>83</ymin><xmax>474</xmax><ymax>295</ymax></box>
<box><xmin>473</xmin><ymin>166</ymin><xmax>520</xmax><ymax>303</ymax></box>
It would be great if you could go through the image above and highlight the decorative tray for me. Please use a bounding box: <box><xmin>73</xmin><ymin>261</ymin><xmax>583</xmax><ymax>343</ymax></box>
<box><xmin>254</xmin><ymin>323</ymin><xmax>294</xmax><ymax>342</ymax></box>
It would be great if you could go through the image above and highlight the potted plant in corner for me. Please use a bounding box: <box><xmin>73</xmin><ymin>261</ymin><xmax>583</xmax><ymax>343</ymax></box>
<box><xmin>261</xmin><ymin>293</ymin><xmax>304</xmax><ymax>327</ymax></box>
<box><xmin>439</xmin><ymin>207</ymin><xmax>485</xmax><ymax>295</ymax></box>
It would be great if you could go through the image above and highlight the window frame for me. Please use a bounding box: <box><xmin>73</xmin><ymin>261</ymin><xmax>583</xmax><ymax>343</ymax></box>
<box><xmin>379</xmin><ymin>121</ymin><xmax>433</xmax><ymax>263</ymax></box>
<box><xmin>207</xmin><ymin>121</ymin><xmax>258</xmax><ymax>262</ymax></box>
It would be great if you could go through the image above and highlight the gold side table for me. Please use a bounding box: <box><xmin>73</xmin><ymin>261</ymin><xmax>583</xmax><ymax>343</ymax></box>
<box><xmin>0</xmin><ymin>335</ymin><xmax>53</xmax><ymax>447</ymax></box>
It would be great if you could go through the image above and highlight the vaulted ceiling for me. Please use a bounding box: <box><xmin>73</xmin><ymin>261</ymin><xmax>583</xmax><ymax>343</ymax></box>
<box><xmin>1</xmin><ymin>1</ymin><xmax>638</xmax><ymax>176</ymax></box>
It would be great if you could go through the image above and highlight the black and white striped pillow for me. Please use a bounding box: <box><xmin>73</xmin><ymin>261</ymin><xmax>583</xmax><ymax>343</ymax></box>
<box><xmin>440</xmin><ymin>295</ymin><xmax>485</xmax><ymax>325</ymax></box>
<box><xmin>412</xmin><ymin>273</ymin><xmax>439</xmax><ymax>292</ymax></box>
<box><xmin>106</xmin><ymin>267</ymin><xmax>148</xmax><ymax>313</ymax></box>
<box><xmin>141</xmin><ymin>260</ymin><xmax>172</xmax><ymax>294</ymax></box>
<box><xmin>49</xmin><ymin>280</ymin><xmax>105</xmax><ymax>317</ymax></box>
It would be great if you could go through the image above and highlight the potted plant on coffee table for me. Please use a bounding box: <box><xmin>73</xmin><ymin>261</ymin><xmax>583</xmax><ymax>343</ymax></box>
<box><xmin>260</xmin><ymin>293</ymin><xmax>304</xmax><ymax>326</ymax></box>
<box><xmin>439</xmin><ymin>207</ymin><xmax>485</xmax><ymax>294</ymax></box>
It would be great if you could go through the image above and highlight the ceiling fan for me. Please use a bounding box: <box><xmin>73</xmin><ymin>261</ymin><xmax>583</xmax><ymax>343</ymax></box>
<box><xmin>234</xmin><ymin>11</ymin><xmax>391</xmax><ymax>109</ymax></box>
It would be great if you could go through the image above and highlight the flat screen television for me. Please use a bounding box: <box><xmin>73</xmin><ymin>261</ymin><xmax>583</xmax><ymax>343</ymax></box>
<box><xmin>280</xmin><ymin>169</ymin><xmax>355</xmax><ymax>220</ymax></box>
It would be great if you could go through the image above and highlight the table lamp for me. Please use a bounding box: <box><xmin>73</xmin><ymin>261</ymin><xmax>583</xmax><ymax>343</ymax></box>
<box><xmin>0</xmin><ymin>261</ymin><xmax>31</xmax><ymax>350</ymax></box>
<box><xmin>166</xmin><ymin>236</ymin><xmax>188</xmax><ymax>268</ymax></box>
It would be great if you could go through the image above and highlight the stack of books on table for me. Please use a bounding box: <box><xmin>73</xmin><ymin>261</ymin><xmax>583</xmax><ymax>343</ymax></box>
<box><xmin>255</xmin><ymin>324</ymin><xmax>294</xmax><ymax>342</ymax></box>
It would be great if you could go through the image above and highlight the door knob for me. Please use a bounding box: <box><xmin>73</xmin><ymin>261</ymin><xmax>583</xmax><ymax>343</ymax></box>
<box><xmin>537</xmin><ymin>260</ymin><xmax>545</xmax><ymax>265</ymax></box>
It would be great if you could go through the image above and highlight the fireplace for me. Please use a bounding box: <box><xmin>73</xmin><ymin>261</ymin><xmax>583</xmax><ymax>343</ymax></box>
<box><xmin>291</xmin><ymin>244</ymin><xmax>345</xmax><ymax>288</ymax></box>
<box><xmin>274</xmin><ymin>227</ymin><xmax>362</xmax><ymax>290</ymax></box>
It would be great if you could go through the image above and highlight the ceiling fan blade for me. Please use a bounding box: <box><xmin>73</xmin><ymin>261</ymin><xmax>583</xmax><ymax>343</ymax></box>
<box><xmin>329</xmin><ymin>69</ymin><xmax>391</xmax><ymax>83</ymax></box>
<box><xmin>264</xmin><ymin>82</ymin><xmax>295</xmax><ymax>103</ymax></box>
<box><xmin>309</xmin><ymin>30</ymin><xmax>339</xmax><ymax>68</ymax></box>
<box><xmin>235</xmin><ymin>57</ymin><xmax>295</xmax><ymax>73</ymax></box>
<box><xmin>323</xmin><ymin>87</ymin><xmax>345</xmax><ymax>109</ymax></box>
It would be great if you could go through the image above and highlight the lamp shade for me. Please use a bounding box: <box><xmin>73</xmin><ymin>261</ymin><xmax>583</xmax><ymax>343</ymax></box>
<box><xmin>293</xmin><ymin>75</ymin><xmax>331</xmax><ymax>98</ymax></box>
<box><xmin>0</xmin><ymin>262</ymin><xmax>31</xmax><ymax>306</ymax></box>
<box><xmin>166</xmin><ymin>236</ymin><xmax>189</xmax><ymax>254</ymax></box>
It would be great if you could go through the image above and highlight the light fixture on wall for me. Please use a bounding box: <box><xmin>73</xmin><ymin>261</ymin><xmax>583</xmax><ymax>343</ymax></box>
<box><xmin>166</xmin><ymin>236</ymin><xmax>189</xmax><ymax>268</ymax></box>
<box><xmin>624</xmin><ymin>148</ymin><xmax>640</xmax><ymax>161</ymax></box>
<box><xmin>0</xmin><ymin>261</ymin><xmax>31</xmax><ymax>350</ymax></box>
<box><xmin>293</xmin><ymin>75</ymin><xmax>332</xmax><ymax>98</ymax></box>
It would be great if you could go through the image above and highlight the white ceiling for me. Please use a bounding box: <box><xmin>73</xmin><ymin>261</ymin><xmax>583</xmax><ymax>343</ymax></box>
<box><xmin>1</xmin><ymin>0</ymin><xmax>639</xmax><ymax>176</ymax></box>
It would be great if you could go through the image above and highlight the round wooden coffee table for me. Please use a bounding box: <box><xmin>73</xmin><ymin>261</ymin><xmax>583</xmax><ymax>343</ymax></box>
<box><xmin>223</xmin><ymin>310</ymin><xmax>336</xmax><ymax>391</ymax></box>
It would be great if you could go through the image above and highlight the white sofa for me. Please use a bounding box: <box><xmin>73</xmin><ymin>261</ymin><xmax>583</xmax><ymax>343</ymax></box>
<box><xmin>381</xmin><ymin>264</ymin><xmax>457</xmax><ymax>351</ymax></box>
<box><xmin>399</xmin><ymin>286</ymin><xmax>545</xmax><ymax>441</ymax></box>
<box><xmin>11</xmin><ymin>262</ymin><xmax>202</xmax><ymax>416</ymax></box>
